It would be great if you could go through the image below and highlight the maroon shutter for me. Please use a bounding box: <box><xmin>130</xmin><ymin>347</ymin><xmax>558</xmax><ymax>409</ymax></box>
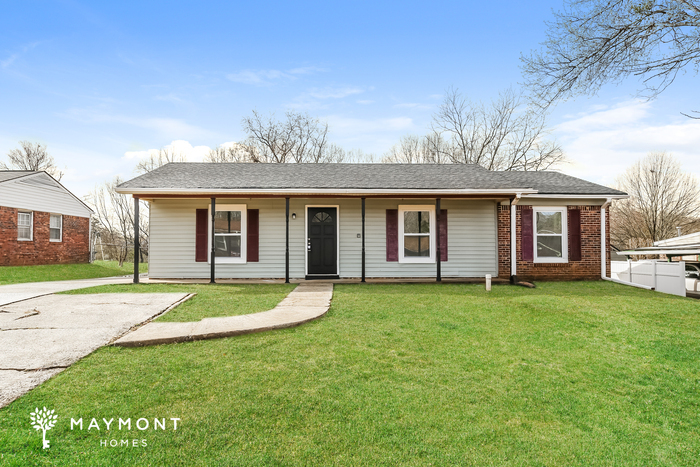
<box><xmin>439</xmin><ymin>209</ymin><xmax>448</xmax><ymax>262</ymax></box>
<box><xmin>386</xmin><ymin>209</ymin><xmax>398</xmax><ymax>262</ymax></box>
<box><xmin>521</xmin><ymin>207</ymin><xmax>534</xmax><ymax>261</ymax></box>
<box><xmin>247</xmin><ymin>209</ymin><xmax>259</xmax><ymax>262</ymax></box>
<box><xmin>195</xmin><ymin>209</ymin><xmax>208</xmax><ymax>262</ymax></box>
<box><xmin>568</xmin><ymin>208</ymin><xmax>581</xmax><ymax>261</ymax></box>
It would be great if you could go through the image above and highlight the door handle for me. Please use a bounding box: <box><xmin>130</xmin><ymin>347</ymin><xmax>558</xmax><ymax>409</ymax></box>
<box><xmin>307</xmin><ymin>238</ymin><xmax>311</xmax><ymax>251</ymax></box>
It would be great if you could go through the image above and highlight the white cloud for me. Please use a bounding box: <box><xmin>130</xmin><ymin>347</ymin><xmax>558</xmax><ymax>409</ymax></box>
<box><xmin>123</xmin><ymin>140</ymin><xmax>212</xmax><ymax>162</ymax></box>
<box><xmin>61</xmin><ymin>108</ymin><xmax>213</xmax><ymax>140</ymax></box>
<box><xmin>226</xmin><ymin>66</ymin><xmax>326</xmax><ymax>86</ymax></box>
<box><xmin>154</xmin><ymin>93</ymin><xmax>185</xmax><ymax>104</ymax></box>
<box><xmin>553</xmin><ymin>100</ymin><xmax>700</xmax><ymax>186</ymax></box>
<box><xmin>392</xmin><ymin>102</ymin><xmax>433</xmax><ymax>110</ymax></box>
<box><xmin>1</xmin><ymin>41</ymin><xmax>40</xmax><ymax>69</ymax></box>
<box><xmin>289</xmin><ymin>86</ymin><xmax>366</xmax><ymax>109</ymax></box>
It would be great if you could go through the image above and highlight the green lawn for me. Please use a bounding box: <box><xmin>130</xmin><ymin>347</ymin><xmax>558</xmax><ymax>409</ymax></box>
<box><xmin>1</xmin><ymin>282</ymin><xmax>699</xmax><ymax>466</ymax></box>
<box><xmin>0</xmin><ymin>261</ymin><xmax>147</xmax><ymax>285</ymax></box>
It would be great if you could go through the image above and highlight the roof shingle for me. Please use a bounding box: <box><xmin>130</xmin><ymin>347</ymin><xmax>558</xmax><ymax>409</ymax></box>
<box><xmin>117</xmin><ymin>163</ymin><xmax>626</xmax><ymax>196</ymax></box>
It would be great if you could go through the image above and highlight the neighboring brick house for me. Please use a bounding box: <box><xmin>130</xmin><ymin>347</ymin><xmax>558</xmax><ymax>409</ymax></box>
<box><xmin>116</xmin><ymin>163</ymin><xmax>626</xmax><ymax>282</ymax></box>
<box><xmin>0</xmin><ymin>171</ymin><xmax>93</xmax><ymax>266</ymax></box>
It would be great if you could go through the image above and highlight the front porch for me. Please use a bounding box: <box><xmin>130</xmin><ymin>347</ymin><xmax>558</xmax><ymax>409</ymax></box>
<box><xmin>132</xmin><ymin>195</ymin><xmax>509</xmax><ymax>283</ymax></box>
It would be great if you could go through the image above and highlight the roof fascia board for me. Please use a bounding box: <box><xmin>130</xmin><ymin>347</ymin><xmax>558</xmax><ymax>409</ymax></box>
<box><xmin>115</xmin><ymin>187</ymin><xmax>539</xmax><ymax>196</ymax></box>
<box><xmin>521</xmin><ymin>193</ymin><xmax>628</xmax><ymax>200</ymax></box>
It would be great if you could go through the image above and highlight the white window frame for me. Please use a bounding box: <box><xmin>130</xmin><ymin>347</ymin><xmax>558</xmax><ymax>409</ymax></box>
<box><xmin>533</xmin><ymin>206</ymin><xmax>568</xmax><ymax>263</ymax></box>
<box><xmin>398</xmin><ymin>205</ymin><xmax>436</xmax><ymax>263</ymax></box>
<box><xmin>18</xmin><ymin>211</ymin><xmax>33</xmax><ymax>241</ymax></box>
<box><xmin>208</xmin><ymin>204</ymin><xmax>247</xmax><ymax>264</ymax></box>
<box><xmin>50</xmin><ymin>214</ymin><xmax>63</xmax><ymax>242</ymax></box>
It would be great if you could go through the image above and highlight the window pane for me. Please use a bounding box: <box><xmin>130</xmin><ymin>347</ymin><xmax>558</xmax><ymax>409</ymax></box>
<box><xmin>214</xmin><ymin>235</ymin><xmax>241</xmax><ymax>257</ymax></box>
<box><xmin>404</xmin><ymin>235</ymin><xmax>430</xmax><ymax>257</ymax></box>
<box><xmin>537</xmin><ymin>236</ymin><xmax>563</xmax><ymax>257</ymax></box>
<box><xmin>214</xmin><ymin>211</ymin><xmax>241</xmax><ymax>234</ymax></box>
<box><xmin>50</xmin><ymin>215</ymin><xmax>61</xmax><ymax>229</ymax></box>
<box><xmin>18</xmin><ymin>213</ymin><xmax>31</xmax><ymax>226</ymax></box>
<box><xmin>18</xmin><ymin>226</ymin><xmax>31</xmax><ymax>240</ymax></box>
<box><xmin>536</xmin><ymin>212</ymin><xmax>562</xmax><ymax>234</ymax></box>
<box><xmin>50</xmin><ymin>228</ymin><xmax>61</xmax><ymax>240</ymax></box>
<box><xmin>404</xmin><ymin>211</ymin><xmax>430</xmax><ymax>234</ymax></box>
<box><xmin>312</xmin><ymin>212</ymin><xmax>332</xmax><ymax>223</ymax></box>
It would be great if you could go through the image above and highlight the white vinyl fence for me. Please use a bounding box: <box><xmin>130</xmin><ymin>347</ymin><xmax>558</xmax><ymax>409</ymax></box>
<box><xmin>611</xmin><ymin>260</ymin><xmax>686</xmax><ymax>297</ymax></box>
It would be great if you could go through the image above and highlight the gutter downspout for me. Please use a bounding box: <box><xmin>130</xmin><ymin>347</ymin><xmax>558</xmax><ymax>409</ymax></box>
<box><xmin>510</xmin><ymin>193</ymin><xmax>521</xmax><ymax>283</ymax></box>
<box><xmin>600</xmin><ymin>198</ymin><xmax>612</xmax><ymax>279</ymax></box>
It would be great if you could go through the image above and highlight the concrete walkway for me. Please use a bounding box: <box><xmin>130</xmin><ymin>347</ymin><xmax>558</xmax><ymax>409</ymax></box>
<box><xmin>0</xmin><ymin>275</ymin><xmax>137</xmax><ymax>306</ymax></box>
<box><xmin>115</xmin><ymin>282</ymin><xmax>333</xmax><ymax>347</ymax></box>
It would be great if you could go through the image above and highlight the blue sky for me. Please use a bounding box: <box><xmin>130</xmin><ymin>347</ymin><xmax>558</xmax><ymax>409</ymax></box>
<box><xmin>1</xmin><ymin>0</ymin><xmax>699</xmax><ymax>198</ymax></box>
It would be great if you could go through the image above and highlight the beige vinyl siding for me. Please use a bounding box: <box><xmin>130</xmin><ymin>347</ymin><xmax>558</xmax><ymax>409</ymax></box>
<box><xmin>364</xmin><ymin>199</ymin><xmax>497</xmax><ymax>278</ymax></box>
<box><xmin>0</xmin><ymin>173</ymin><xmax>92</xmax><ymax>218</ymax></box>
<box><xmin>148</xmin><ymin>198</ymin><xmax>498</xmax><ymax>279</ymax></box>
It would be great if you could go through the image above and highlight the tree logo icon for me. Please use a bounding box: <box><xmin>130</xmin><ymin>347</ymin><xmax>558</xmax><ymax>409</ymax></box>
<box><xmin>30</xmin><ymin>407</ymin><xmax>58</xmax><ymax>449</ymax></box>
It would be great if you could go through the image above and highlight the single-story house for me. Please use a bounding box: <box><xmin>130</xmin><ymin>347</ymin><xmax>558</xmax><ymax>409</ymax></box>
<box><xmin>0</xmin><ymin>171</ymin><xmax>93</xmax><ymax>266</ymax></box>
<box><xmin>116</xmin><ymin>163</ymin><xmax>627</xmax><ymax>282</ymax></box>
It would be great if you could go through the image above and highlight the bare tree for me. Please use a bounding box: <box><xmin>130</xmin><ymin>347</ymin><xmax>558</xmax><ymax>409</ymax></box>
<box><xmin>383</xmin><ymin>132</ymin><xmax>449</xmax><ymax>164</ymax></box>
<box><xmin>134</xmin><ymin>147</ymin><xmax>187</xmax><ymax>174</ymax></box>
<box><xmin>385</xmin><ymin>88</ymin><xmax>564</xmax><ymax>170</ymax></box>
<box><xmin>1</xmin><ymin>141</ymin><xmax>64</xmax><ymax>180</ymax></box>
<box><xmin>611</xmin><ymin>152</ymin><xmax>700</xmax><ymax>249</ymax></box>
<box><xmin>241</xmin><ymin>110</ymin><xmax>347</xmax><ymax>163</ymax></box>
<box><xmin>86</xmin><ymin>177</ymin><xmax>148</xmax><ymax>267</ymax></box>
<box><xmin>522</xmin><ymin>0</ymin><xmax>700</xmax><ymax>113</ymax></box>
<box><xmin>204</xmin><ymin>143</ymin><xmax>254</xmax><ymax>162</ymax></box>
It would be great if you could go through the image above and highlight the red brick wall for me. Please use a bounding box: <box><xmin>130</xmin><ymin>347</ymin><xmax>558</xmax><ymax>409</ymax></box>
<box><xmin>498</xmin><ymin>204</ymin><xmax>610</xmax><ymax>281</ymax></box>
<box><xmin>0</xmin><ymin>206</ymin><xmax>90</xmax><ymax>266</ymax></box>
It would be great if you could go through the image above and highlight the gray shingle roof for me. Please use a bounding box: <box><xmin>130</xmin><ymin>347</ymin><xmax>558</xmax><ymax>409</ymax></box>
<box><xmin>500</xmin><ymin>171</ymin><xmax>626</xmax><ymax>195</ymax></box>
<box><xmin>117</xmin><ymin>163</ymin><xmax>626</xmax><ymax>196</ymax></box>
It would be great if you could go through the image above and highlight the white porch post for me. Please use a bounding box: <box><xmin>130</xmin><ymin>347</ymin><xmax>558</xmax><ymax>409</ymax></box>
<box><xmin>510</xmin><ymin>194</ymin><xmax>521</xmax><ymax>282</ymax></box>
<box><xmin>601</xmin><ymin>198</ymin><xmax>612</xmax><ymax>279</ymax></box>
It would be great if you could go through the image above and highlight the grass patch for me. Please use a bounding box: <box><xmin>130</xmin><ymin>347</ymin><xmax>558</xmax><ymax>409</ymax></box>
<box><xmin>62</xmin><ymin>283</ymin><xmax>297</xmax><ymax>322</ymax></box>
<box><xmin>1</xmin><ymin>282</ymin><xmax>700</xmax><ymax>465</ymax></box>
<box><xmin>0</xmin><ymin>261</ymin><xmax>147</xmax><ymax>285</ymax></box>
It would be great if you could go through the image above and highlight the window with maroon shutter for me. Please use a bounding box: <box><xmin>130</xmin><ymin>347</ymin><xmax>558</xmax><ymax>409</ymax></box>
<box><xmin>247</xmin><ymin>209</ymin><xmax>259</xmax><ymax>262</ymax></box>
<box><xmin>195</xmin><ymin>209</ymin><xmax>208</xmax><ymax>262</ymax></box>
<box><xmin>439</xmin><ymin>209</ymin><xmax>448</xmax><ymax>261</ymax></box>
<box><xmin>568</xmin><ymin>208</ymin><xmax>581</xmax><ymax>261</ymax></box>
<box><xmin>386</xmin><ymin>209</ymin><xmax>398</xmax><ymax>262</ymax></box>
<box><xmin>521</xmin><ymin>207</ymin><xmax>534</xmax><ymax>261</ymax></box>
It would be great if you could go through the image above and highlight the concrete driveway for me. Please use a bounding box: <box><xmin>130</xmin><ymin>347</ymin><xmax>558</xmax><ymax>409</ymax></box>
<box><xmin>0</xmin><ymin>284</ymin><xmax>189</xmax><ymax>408</ymax></box>
<box><xmin>0</xmin><ymin>275</ymin><xmax>138</xmax><ymax>306</ymax></box>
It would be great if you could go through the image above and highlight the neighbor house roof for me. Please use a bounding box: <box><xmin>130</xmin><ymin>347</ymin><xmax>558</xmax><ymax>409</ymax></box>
<box><xmin>116</xmin><ymin>163</ymin><xmax>627</xmax><ymax>197</ymax></box>
<box><xmin>654</xmin><ymin>232</ymin><xmax>700</xmax><ymax>247</ymax></box>
<box><xmin>0</xmin><ymin>170</ymin><xmax>36</xmax><ymax>183</ymax></box>
<box><xmin>617</xmin><ymin>244</ymin><xmax>700</xmax><ymax>257</ymax></box>
<box><xmin>0</xmin><ymin>170</ymin><xmax>94</xmax><ymax>215</ymax></box>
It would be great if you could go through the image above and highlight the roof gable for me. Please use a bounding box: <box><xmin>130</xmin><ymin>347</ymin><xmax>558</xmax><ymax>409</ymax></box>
<box><xmin>0</xmin><ymin>171</ymin><xmax>93</xmax><ymax>216</ymax></box>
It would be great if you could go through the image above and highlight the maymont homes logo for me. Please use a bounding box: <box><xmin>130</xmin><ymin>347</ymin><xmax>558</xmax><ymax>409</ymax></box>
<box><xmin>28</xmin><ymin>406</ymin><xmax>181</xmax><ymax>449</ymax></box>
<box><xmin>30</xmin><ymin>407</ymin><xmax>58</xmax><ymax>449</ymax></box>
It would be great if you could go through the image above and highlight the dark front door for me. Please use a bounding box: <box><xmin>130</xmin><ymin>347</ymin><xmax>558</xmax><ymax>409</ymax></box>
<box><xmin>307</xmin><ymin>207</ymin><xmax>337</xmax><ymax>275</ymax></box>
